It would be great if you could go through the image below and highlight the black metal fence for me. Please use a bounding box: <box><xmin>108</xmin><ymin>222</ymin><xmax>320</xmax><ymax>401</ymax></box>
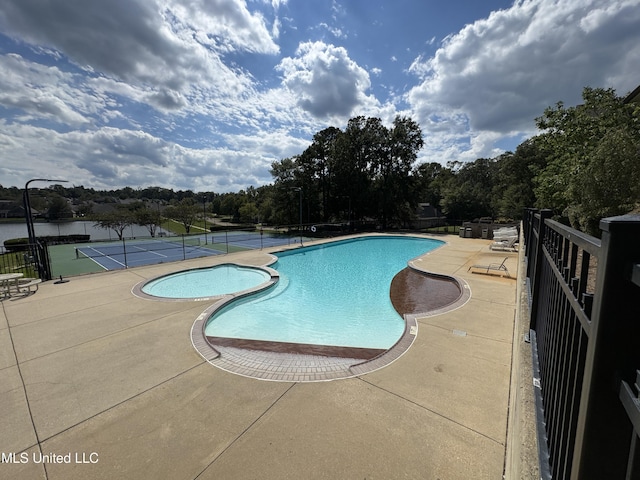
<box><xmin>523</xmin><ymin>208</ymin><xmax>640</xmax><ymax>479</ymax></box>
<box><xmin>0</xmin><ymin>240</ymin><xmax>51</xmax><ymax>280</ymax></box>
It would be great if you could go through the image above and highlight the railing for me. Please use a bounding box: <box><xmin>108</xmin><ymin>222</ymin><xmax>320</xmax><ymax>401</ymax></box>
<box><xmin>0</xmin><ymin>241</ymin><xmax>51</xmax><ymax>281</ymax></box>
<box><xmin>523</xmin><ymin>208</ymin><xmax>640</xmax><ymax>479</ymax></box>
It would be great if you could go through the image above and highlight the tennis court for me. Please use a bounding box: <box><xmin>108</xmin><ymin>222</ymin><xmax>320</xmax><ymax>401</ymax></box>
<box><xmin>75</xmin><ymin>237</ymin><xmax>221</xmax><ymax>270</ymax></box>
<box><xmin>64</xmin><ymin>231</ymin><xmax>308</xmax><ymax>273</ymax></box>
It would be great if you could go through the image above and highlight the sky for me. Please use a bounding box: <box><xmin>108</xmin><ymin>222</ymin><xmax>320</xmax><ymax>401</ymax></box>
<box><xmin>0</xmin><ymin>0</ymin><xmax>639</xmax><ymax>193</ymax></box>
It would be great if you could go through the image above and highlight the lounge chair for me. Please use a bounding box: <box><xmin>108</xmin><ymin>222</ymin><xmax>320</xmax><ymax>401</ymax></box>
<box><xmin>468</xmin><ymin>257</ymin><xmax>510</xmax><ymax>277</ymax></box>
<box><xmin>490</xmin><ymin>236</ymin><xmax>518</xmax><ymax>251</ymax></box>
<box><xmin>492</xmin><ymin>227</ymin><xmax>518</xmax><ymax>239</ymax></box>
<box><xmin>493</xmin><ymin>227</ymin><xmax>518</xmax><ymax>235</ymax></box>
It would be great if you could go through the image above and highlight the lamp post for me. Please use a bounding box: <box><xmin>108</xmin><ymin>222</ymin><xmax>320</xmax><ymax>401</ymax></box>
<box><xmin>203</xmin><ymin>196</ymin><xmax>208</xmax><ymax>244</ymax></box>
<box><xmin>23</xmin><ymin>178</ymin><xmax>69</xmax><ymax>279</ymax></box>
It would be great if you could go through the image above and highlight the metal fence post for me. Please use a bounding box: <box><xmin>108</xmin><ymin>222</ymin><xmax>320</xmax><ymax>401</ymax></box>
<box><xmin>122</xmin><ymin>237</ymin><xmax>128</xmax><ymax>268</ymax></box>
<box><xmin>529</xmin><ymin>209</ymin><xmax>552</xmax><ymax>330</ymax></box>
<box><xmin>571</xmin><ymin>214</ymin><xmax>640</xmax><ymax>479</ymax></box>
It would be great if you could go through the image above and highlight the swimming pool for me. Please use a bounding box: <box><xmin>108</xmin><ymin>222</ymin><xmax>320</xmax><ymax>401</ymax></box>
<box><xmin>204</xmin><ymin>236</ymin><xmax>444</xmax><ymax>349</ymax></box>
<box><xmin>140</xmin><ymin>264</ymin><xmax>272</xmax><ymax>299</ymax></box>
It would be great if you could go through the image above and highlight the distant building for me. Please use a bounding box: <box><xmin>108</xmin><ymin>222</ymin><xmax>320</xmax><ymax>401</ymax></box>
<box><xmin>0</xmin><ymin>200</ymin><xmax>38</xmax><ymax>219</ymax></box>
<box><xmin>412</xmin><ymin>203</ymin><xmax>446</xmax><ymax>229</ymax></box>
<box><xmin>624</xmin><ymin>84</ymin><xmax>640</xmax><ymax>104</ymax></box>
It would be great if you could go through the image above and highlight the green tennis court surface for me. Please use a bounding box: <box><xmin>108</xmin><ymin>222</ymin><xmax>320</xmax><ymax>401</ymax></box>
<box><xmin>49</xmin><ymin>232</ymin><xmax>306</xmax><ymax>277</ymax></box>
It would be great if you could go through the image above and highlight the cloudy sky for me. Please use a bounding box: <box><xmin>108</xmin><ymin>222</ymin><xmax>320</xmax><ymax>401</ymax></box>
<box><xmin>1</xmin><ymin>0</ymin><xmax>639</xmax><ymax>193</ymax></box>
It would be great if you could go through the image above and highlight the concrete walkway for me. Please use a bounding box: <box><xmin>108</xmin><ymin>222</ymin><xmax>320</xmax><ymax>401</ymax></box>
<box><xmin>1</xmin><ymin>234</ymin><xmax>518</xmax><ymax>480</ymax></box>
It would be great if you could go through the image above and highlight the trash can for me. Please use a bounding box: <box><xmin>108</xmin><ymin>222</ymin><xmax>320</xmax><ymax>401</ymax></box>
<box><xmin>482</xmin><ymin>228</ymin><xmax>489</xmax><ymax>239</ymax></box>
<box><xmin>459</xmin><ymin>227</ymin><xmax>465</xmax><ymax>237</ymax></box>
<box><xmin>464</xmin><ymin>227</ymin><xmax>473</xmax><ymax>238</ymax></box>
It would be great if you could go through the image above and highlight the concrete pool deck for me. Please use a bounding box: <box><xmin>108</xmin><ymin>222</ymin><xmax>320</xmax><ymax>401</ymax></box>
<box><xmin>1</xmin><ymin>233</ymin><xmax>519</xmax><ymax>479</ymax></box>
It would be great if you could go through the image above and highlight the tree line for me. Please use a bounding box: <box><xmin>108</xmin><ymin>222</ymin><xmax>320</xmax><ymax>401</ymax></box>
<box><xmin>266</xmin><ymin>87</ymin><xmax>639</xmax><ymax>236</ymax></box>
<box><xmin>2</xmin><ymin>87</ymin><xmax>637</xmax><ymax>237</ymax></box>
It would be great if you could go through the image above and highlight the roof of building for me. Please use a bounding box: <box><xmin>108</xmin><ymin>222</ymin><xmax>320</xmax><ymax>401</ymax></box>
<box><xmin>623</xmin><ymin>84</ymin><xmax>640</xmax><ymax>104</ymax></box>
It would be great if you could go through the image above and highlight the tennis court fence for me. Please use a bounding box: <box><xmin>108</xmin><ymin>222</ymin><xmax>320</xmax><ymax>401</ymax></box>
<box><xmin>74</xmin><ymin>235</ymin><xmax>204</xmax><ymax>260</ymax></box>
<box><xmin>54</xmin><ymin>229</ymin><xmax>307</xmax><ymax>274</ymax></box>
<box><xmin>10</xmin><ymin>223</ymin><xmax>354</xmax><ymax>279</ymax></box>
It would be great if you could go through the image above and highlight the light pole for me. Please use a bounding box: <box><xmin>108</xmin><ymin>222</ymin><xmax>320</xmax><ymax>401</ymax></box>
<box><xmin>203</xmin><ymin>195</ymin><xmax>208</xmax><ymax>244</ymax></box>
<box><xmin>23</xmin><ymin>178</ymin><xmax>68</xmax><ymax>279</ymax></box>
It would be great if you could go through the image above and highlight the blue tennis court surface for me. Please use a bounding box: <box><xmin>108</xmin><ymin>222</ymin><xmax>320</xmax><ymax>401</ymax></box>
<box><xmin>74</xmin><ymin>232</ymin><xmax>307</xmax><ymax>271</ymax></box>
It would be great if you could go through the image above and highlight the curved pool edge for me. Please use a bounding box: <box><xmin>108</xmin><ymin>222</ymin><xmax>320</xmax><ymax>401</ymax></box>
<box><xmin>348</xmin><ymin>314</ymin><xmax>420</xmax><ymax>377</ymax></box>
<box><xmin>190</xmin><ymin>281</ymin><xmax>426</xmax><ymax>383</ymax></box>
<box><xmin>131</xmin><ymin>263</ymin><xmax>279</xmax><ymax>302</ymax></box>
<box><xmin>190</xmin><ymin>234</ymin><xmax>459</xmax><ymax>382</ymax></box>
<box><xmin>404</xmin><ymin>261</ymin><xmax>472</xmax><ymax>319</ymax></box>
<box><xmin>192</xmin><ymin>304</ymin><xmax>422</xmax><ymax>382</ymax></box>
<box><xmin>351</xmin><ymin>270</ymin><xmax>471</xmax><ymax>376</ymax></box>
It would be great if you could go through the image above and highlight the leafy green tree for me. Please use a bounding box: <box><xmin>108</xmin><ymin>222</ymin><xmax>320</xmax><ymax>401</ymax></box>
<box><xmin>47</xmin><ymin>196</ymin><xmax>73</xmax><ymax>220</ymax></box>
<box><xmin>164</xmin><ymin>199</ymin><xmax>200</xmax><ymax>234</ymax></box>
<box><xmin>331</xmin><ymin>117</ymin><xmax>381</xmax><ymax>222</ymax></box>
<box><xmin>270</xmin><ymin>156</ymin><xmax>304</xmax><ymax>225</ymax></box>
<box><xmin>131</xmin><ymin>204</ymin><xmax>162</xmax><ymax>237</ymax></box>
<box><xmin>491</xmin><ymin>138</ymin><xmax>549</xmax><ymax>221</ymax></box>
<box><xmin>269</xmin><ymin>115</ymin><xmax>425</xmax><ymax>228</ymax></box>
<box><xmin>534</xmin><ymin>87</ymin><xmax>640</xmax><ymax>234</ymax></box>
<box><xmin>298</xmin><ymin>127</ymin><xmax>342</xmax><ymax>221</ymax></box>
<box><xmin>440</xmin><ymin>159</ymin><xmax>497</xmax><ymax>220</ymax></box>
<box><xmin>373</xmin><ymin>116</ymin><xmax>424</xmax><ymax>228</ymax></box>
<box><xmin>238</xmin><ymin>202</ymin><xmax>259</xmax><ymax>223</ymax></box>
<box><xmin>412</xmin><ymin>162</ymin><xmax>447</xmax><ymax>209</ymax></box>
<box><xmin>94</xmin><ymin>208</ymin><xmax>133</xmax><ymax>240</ymax></box>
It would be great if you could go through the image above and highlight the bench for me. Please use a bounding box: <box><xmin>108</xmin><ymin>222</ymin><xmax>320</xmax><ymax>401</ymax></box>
<box><xmin>16</xmin><ymin>278</ymin><xmax>42</xmax><ymax>295</ymax></box>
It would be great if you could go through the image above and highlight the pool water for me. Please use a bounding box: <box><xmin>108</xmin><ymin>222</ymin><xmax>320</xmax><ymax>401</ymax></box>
<box><xmin>141</xmin><ymin>264</ymin><xmax>271</xmax><ymax>299</ymax></box>
<box><xmin>205</xmin><ymin>236</ymin><xmax>444</xmax><ymax>349</ymax></box>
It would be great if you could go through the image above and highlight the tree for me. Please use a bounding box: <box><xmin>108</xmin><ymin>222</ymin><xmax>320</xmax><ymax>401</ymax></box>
<box><xmin>412</xmin><ymin>162</ymin><xmax>447</xmax><ymax>209</ymax></box>
<box><xmin>534</xmin><ymin>87</ymin><xmax>640</xmax><ymax>234</ymax></box>
<box><xmin>491</xmin><ymin>138</ymin><xmax>549</xmax><ymax>221</ymax></box>
<box><xmin>238</xmin><ymin>202</ymin><xmax>259</xmax><ymax>223</ymax></box>
<box><xmin>270</xmin><ymin>156</ymin><xmax>304</xmax><ymax>225</ymax></box>
<box><xmin>94</xmin><ymin>208</ymin><xmax>133</xmax><ymax>240</ymax></box>
<box><xmin>164</xmin><ymin>199</ymin><xmax>200</xmax><ymax>234</ymax></box>
<box><xmin>373</xmin><ymin>116</ymin><xmax>424</xmax><ymax>228</ymax></box>
<box><xmin>332</xmin><ymin>117</ymin><xmax>381</xmax><ymax>222</ymax></box>
<box><xmin>132</xmin><ymin>204</ymin><xmax>162</xmax><ymax>237</ymax></box>
<box><xmin>299</xmin><ymin>127</ymin><xmax>342</xmax><ymax>221</ymax></box>
<box><xmin>439</xmin><ymin>159</ymin><xmax>497</xmax><ymax>220</ymax></box>
<box><xmin>268</xmin><ymin>115</ymin><xmax>426</xmax><ymax>228</ymax></box>
<box><xmin>47</xmin><ymin>196</ymin><xmax>73</xmax><ymax>220</ymax></box>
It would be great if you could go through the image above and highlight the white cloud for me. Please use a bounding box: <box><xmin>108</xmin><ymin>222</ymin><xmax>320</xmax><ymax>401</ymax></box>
<box><xmin>406</xmin><ymin>0</ymin><xmax>640</xmax><ymax>163</ymax></box>
<box><xmin>0</xmin><ymin>0</ymin><xmax>277</xmax><ymax>111</ymax></box>
<box><xmin>277</xmin><ymin>41</ymin><xmax>376</xmax><ymax>119</ymax></box>
<box><xmin>1</xmin><ymin>0</ymin><xmax>638</xmax><ymax>192</ymax></box>
<box><xmin>168</xmin><ymin>0</ymin><xmax>279</xmax><ymax>55</ymax></box>
<box><xmin>0</xmin><ymin>54</ymin><xmax>92</xmax><ymax>126</ymax></box>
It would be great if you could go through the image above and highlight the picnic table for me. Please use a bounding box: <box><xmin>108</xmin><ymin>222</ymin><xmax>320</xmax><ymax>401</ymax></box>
<box><xmin>0</xmin><ymin>273</ymin><xmax>24</xmax><ymax>298</ymax></box>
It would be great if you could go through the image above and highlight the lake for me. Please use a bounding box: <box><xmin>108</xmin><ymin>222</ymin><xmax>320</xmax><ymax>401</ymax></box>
<box><xmin>0</xmin><ymin>221</ymin><xmax>170</xmax><ymax>246</ymax></box>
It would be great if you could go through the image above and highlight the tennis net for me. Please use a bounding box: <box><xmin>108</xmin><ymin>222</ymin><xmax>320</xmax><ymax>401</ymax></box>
<box><xmin>75</xmin><ymin>236</ymin><xmax>202</xmax><ymax>259</ymax></box>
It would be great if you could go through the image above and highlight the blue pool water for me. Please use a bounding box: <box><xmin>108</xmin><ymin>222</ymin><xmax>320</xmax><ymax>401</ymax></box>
<box><xmin>205</xmin><ymin>236</ymin><xmax>444</xmax><ymax>349</ymax></box>
<box><xmin>142</xmin><ymin>265</ymin><xmax>271</xmax><ymax>298</ymax></box>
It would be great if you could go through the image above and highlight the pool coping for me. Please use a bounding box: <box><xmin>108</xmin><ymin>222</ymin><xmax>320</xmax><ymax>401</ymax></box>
<box><xmin>131</xmin><ymin>234</ymin><xmax>471</xmax><ymax>382</ymax></box>
<box><xmin>188</xmin><ymin>253</ymin><xmax>472</xmax><ymax>382</ymax></box>
<box><xmin>189</xmin><ymin>270</ymin><xmax>470</xmax><ymax>382</ymax></box>
<box><xmin>130</xmin><ymin>263</ymin><xmax>279</xmax><ymax>302</ymax></box>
